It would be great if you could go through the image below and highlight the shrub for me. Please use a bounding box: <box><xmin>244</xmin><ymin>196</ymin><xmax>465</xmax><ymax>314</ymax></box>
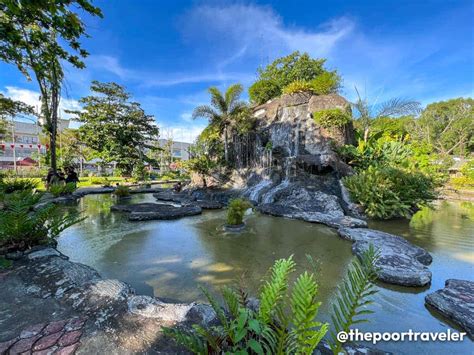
<box><xmin>248</xmin><ymin>51</ymin><xmax>341</xmax><ymax>105</ymax></box>
<box><xmin>0</xmin><ymin>190</ymin><xmax>85</xmax><ymax>251</ymax></box>
<box><xmin>226</xmin><ymin>198</ymin><xmax>252</xmax><ymax>226</ymax></box>
<box><xmin>132</xmin><ymin>162</ymin><xmax>149</xmax><ymax>183</ymax></box>
<box><xmin>114</xmin><ymin>185</ymin><xmax>130</xmax><ymax>197</ymax></box>
<box><xmin>450</xmin><ymin>160</ymin><xmax>474</xmax><ymax>190</ymax></box>
<box><xmin>282</xmin><ymin>79</ymin><xmax>314</xmax><ymax>95</ymax></box>
<box><xmin>49</xmin><ymin>183</ymin><xmax>76</xmax><ymax>197</ymax></box>
<box><xmin>248</xmin><ymin>79</ymin><xmax>281</xmax><ymax>105</ymax></box>
<box><xmin>0</xmin><ymin>178</ymin><xmax>38</xmax><ymax>194</ymax></box>
<box><xmin>163</xmin><ymin>246</ymin><xmax>379</xmax><ymax>354</ymax></box>
<box><xmin>343</xmin><ymin>166</ymin><xmax>436</xmax><ymax>219</ymax></box>
<box><xmin>313</xmin><ymin>108</ymin><xmax>352</xmax><ymax>128</ymax></box>
<box><xmin>309</xmin><ymin>71</ymin><xmax>341</xmax><ymax>95</ymax></box>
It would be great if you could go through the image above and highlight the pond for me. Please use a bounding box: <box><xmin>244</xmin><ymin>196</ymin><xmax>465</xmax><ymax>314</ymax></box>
<box><xmin>57</xmin><ymin>194</ymin><xmax>473</xmax><ymax>354</ymax></box>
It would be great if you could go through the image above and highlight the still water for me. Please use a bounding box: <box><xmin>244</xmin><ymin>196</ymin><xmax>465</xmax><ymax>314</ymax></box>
<box><xmin>58</xmin><ymin>194</ymin><xmax>473</xmax><ymax>354</ymax></box>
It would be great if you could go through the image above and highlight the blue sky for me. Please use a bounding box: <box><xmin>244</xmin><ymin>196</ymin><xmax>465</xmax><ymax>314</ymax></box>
<box><xmin>1</xmin><ymin>0</ymin><xmax>473</xmax><ymax>142</ymax></box>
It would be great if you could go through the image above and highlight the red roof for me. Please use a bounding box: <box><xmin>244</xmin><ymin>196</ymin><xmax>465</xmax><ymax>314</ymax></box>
<box><xmin>17</xmin><ymin>157</ymin><xmax>38</xmax><ymax>166</ymax></box>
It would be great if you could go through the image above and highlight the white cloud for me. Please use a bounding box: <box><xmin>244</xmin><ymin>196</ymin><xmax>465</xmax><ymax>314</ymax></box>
<box><xmin>180</xmin><ymin>112</ymin><xmax>193</xmax><ymax>122</ymax></box>
<box><xmin>1</xmin><ymin>86</ymin><xmax>81</xmax><ymax>120</ymax></box>
<box><xmin>180</xmin><ymin>4</ymin><xmax>354</xmax><ymax>60</ymax></box>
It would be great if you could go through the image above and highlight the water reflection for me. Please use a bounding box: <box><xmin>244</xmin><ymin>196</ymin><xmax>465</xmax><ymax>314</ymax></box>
<box><xmin>58</xmin><ymin>195</ymin><xmax>473</xmax><ymax>354</ymax></box>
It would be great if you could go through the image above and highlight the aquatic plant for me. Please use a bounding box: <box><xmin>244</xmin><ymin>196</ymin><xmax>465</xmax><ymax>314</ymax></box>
<box><xmin>163</xmin><ymin>246</ymin><xmax>379</xmax><ymax>354</ymax></box>
<box><xmin>226</xmin><ymin>198</ymin><xmax>252</xmax><ymax>226</ymax></box>
<box><xmin>114</xmin><ymin>185</ymin><xmax>130</xmax><ymax>197</ymax></box>
<box><xmin>0</xmin><ymin>190</ymin><xmax>85</xmax><ymax>251</ymax></box>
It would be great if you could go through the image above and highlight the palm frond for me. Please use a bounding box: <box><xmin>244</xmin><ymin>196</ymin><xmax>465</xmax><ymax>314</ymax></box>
<box><xmin>375</xmin><ymin>98</ymin><xmax>421</xmax><ymax>118</ymax></box>
<box><xmin>290</xmin><ymin>272</ymin><xmax>328</xmax><ymax>354</ymax></box>
<box><xmin>208</xmin><ymin>87</ymin><xmax>228</xmax><ymax>113</ymax></box>
<box><xmin>258</xmin><ymin>256</ymin><xmax>296</xmax><ymax>324</ymax></box>
<box><xmin>329</xmin><ymin>244</ymin><xmax>380</xmax><ymax>354</ymax></box>
<box><xmin>161</xmin><ymin>326</ymin><xmax>208</xmax><ymax>354</ymax></box>
<box><xmin>192</xmin><ymin>105</ymin><xmax>219</xmax><ymax>121</ymax></box>
<box><xmin>225</xmin><ymin>84</ymin><xmax>244</xmax><ymax>110</ymax></box>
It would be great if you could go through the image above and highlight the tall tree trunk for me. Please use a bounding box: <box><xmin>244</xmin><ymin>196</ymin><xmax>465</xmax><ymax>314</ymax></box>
<box><xmin>50</xmin><ymin>64</ymin><xmax>60</xmax><ymax>172</ymax></box>
<box><xmin>224</xmin><ymin>125</ymin><xmax>229</xmax><ymax>163</ymax></box>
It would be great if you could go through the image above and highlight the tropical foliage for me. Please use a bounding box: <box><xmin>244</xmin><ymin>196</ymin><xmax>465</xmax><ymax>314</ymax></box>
<box><xmin>226</xmin><ymin>198</ymin><xmax>252</xmax><ymax>226</ymax></box>
<box><xmin>0</xmin><ymin>190</ymin><xmax>84</xmax><ymax>251</ymax></box>
<box><xmin>343</xmin><ymin>165</ymin><xmax>436</xmax><ymax>219</ymax></box>
<box><xmin>351</xmin><ymin>87</ymin><xmax>421</xmax><ymax>142</ymax></box>
<box><xmin>164</xmin><ymin>247</ymin><xmax>379</xmax><ymax>354</ymax></box>
<box><xmin>48</xmin><ymin>182</ymin><xmax>77</xmax><ymax>197</ymax></box>
<box><xmin>0</xmin><ymin>178</ymin><xmax>38</xmax><ymax>194</ymax></box>
<box><xmin>328</xmin><ymin>245</ymin><xmax>380</xmax><ymax>353</ymax></box>
<box><xmin>248</xmin><ymin>52</ymin><xmax>341</xmax><ymax>105</ymax></box>
<box><xmin>313</xmin><ymin>108</ymin><xmax>352</xmax><ymax>128</ymax></box>
<box><xmin>192</xmin><ymin>84</ymin><xmax>247</xmax><ymax>163</ymax></box>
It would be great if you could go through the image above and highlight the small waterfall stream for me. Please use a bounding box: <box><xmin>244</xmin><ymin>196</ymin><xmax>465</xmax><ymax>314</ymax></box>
<box><xmin>246</xmin><ymin>179</ymin><xmax>273</xmax><ymax>201</ymax></box>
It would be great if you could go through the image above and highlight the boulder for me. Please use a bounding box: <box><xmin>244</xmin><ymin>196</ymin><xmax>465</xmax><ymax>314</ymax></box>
<box><xmin>425</xmin><ymin>279</ymin><xmax>474</xmax><ymax>338</ymax></box>
<box><xmin>111</xmin><ymin>202</ymin><xmax>202</xmax><ymax>221</ymax></box>
<box><xmin>337</xmin><ymin>228</ymin><xmax>432</xmax><ymax>286</ymax></box>
<box><xmin>258</xmin><ymin>204</ymin><xmax>367</xmax><ymax>229</ymax></box>
<box><xmin>153</xmin><ymin>191</ymin><xmax>191</xmax><ymax>204</ymax></box>
<box><xmin>194</xmin><ymin>200</ymin><xmax>223</xmax><ymax>209</ymax></box>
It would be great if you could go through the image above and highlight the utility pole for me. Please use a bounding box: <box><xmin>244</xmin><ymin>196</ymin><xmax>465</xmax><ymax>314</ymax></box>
<box><xmin>11</xmin><ymin>118</ymin><xmax>16</xmax><ymax>173</ymax></box>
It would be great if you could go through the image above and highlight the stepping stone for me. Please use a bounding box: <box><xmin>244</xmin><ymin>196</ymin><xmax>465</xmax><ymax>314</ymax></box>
<box><xmin>337</xmin><ymin>228</ymin><xmax>432</xmax><ymax>286</ymax></box>
<box><xmin>425</xmin><ymin>279</ymin><xmax>474</xmax><ymax>338</ymax></box>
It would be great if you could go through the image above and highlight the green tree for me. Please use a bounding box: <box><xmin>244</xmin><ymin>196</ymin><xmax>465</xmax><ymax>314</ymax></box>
<box><xmin>67</xmin><ymin>81</ymin><xmax>159</xmax><ymax>176</ymax></box>
<box><xmin>0</xmin><ymin>94</ymin><xmax>35</xmax><ymax>136</ymax></box>
<box><xmin>192</xmin><ymin>84</ymin><xmax>246</xmax><ymax>163</ymax></box>
<box><xmin>248</xmin><ymin>51</ymin><xmax>341</xmax><ymax>104</ymax></box>
<box><xmin>0</xmin><ymin>0</ymin><xmax>102</xmax><ymax>172</ymax></box>
<box><xmin>352</xmin><ymin>87</ymin><xmax>421</xmax><ymax>142</ymax></box>
<box><xmin>57</xmin><ymin>128</ymin><xmax>94</xmax><ymax>170</ymax></box>
<box><xmin>183</xmin><ymin>140</ymin><xmax>217</xmax><ymax>187</ymax></box>
<box><xmin>414</xmin><ymin>98</ymin><xmax>474</xmax><ymax>155</ymax></box>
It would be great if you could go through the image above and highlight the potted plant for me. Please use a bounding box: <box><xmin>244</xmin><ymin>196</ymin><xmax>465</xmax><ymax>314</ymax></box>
<box><xmin>224</xmin><ymin>198</ymin><xmax>252</xmax><ymax>232</ymax></box>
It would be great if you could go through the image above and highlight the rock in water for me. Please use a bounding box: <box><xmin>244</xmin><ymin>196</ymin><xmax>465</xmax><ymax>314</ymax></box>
<box><xmin>111</xmin><ymin>202</ymin><xmax>202</xmax><ymax>220</ymax></box>
<box><xmin>425</xmin><ymin>279</ymin><xmax>474</xmax><ymax>338</ymax></box>
<box><xmin>337</xmin><ymin>228</ymin><xmax>432</xmax><ymax>286</ymax></box>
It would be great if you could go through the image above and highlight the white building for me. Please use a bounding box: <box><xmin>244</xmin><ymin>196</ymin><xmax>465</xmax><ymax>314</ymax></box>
<box><xmin>0</xmin><ymin>120</ymin><xmax>193</xmax><ymax>171</ymax></box>
<box><xmin>0</xmin><ymin>119</ymin><xmax>70</xmax><ymax>170</ymax></box>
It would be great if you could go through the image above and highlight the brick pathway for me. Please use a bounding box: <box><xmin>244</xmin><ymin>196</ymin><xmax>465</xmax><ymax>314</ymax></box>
<box><xmin>0</xmin><ymin>317</ymin><xmax>87</xmax><ymax>355</ymax></box>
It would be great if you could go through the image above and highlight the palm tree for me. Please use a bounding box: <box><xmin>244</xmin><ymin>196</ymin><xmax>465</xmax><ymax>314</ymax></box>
<box><xmin>352</xmin><ymin>87</ymin><xmax>421</xmax><ymax>142</ymax></box>
<box><xmin>192</xmin><ymin>84</ymin><xmax>246</xmax><ymax>163</ymax></box>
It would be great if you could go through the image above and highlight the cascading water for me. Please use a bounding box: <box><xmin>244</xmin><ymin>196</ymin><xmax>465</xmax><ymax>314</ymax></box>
<box><xmin>261</xmin><ymin>179</ymin><xmax>290</xmax><ymax>204</ymax></box>
<box><xmin>246</xmin><ymin>179</ymin><xmax>273</xmax><ymax>201</ymax></box>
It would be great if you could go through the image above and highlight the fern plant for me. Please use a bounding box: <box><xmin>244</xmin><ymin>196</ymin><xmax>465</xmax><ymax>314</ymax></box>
<box><xmin>329</xmin><ymin>244</ymin><xmax>380</xmax><ymax>354</ymax></box>
<box><xmin>164</xmin><ymin>247</ymin><xmax>380</xmax><ymax>355</ymax></box>
<box><xmin>49</xmin><ymin>182</ymin><xmax>77</xmax><ymax>197</ymax></box>
<box><xmin>0</xmin><ymin>178</ymin><xmax>38</xmax><ymax>194</ymax></box>
<box><xmin>0</xmin><ymin>190</ymin><xmax>85</xmax><ymax>250</ymax></box>
<box><xmin>163</xmin><ymin>255</ymin><xmax>328</xmax><ymax>354</ymax></box>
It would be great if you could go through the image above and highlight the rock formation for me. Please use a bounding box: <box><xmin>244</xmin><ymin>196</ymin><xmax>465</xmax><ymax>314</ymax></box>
<box><xmin>425</xmin><ymin>279</ymin><xmax>474</xmax><ymax>338</ymax></box>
